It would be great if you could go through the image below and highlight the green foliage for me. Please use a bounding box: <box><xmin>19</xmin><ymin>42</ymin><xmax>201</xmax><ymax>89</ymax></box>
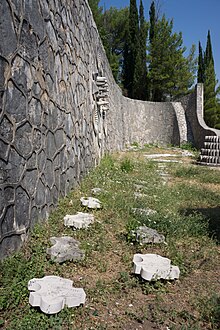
<box><xmin>196</xmin><ymin>294</ymin><xmax>220</xmax><ymax>329</ymax></box>
<box><xmin>133</xmin><ymin>0</ymin><xmax>149</xmax><ymax>100</ymax></box>
<box><xmin>148</xmin><ymin>15</ymin><xmax>196</xmax><ymax>101</ymax></box>
<box><xmin>120</xmin><ymin>158</ymin><xmax>135</xmax><ymax>172</ymax></box>
<box><xmin>123</xmin><ymin>0</ymin><xmax>139</xmax><ymax>97</ymax></box>
<box><xmin>1</xmin><ymin>147</ymin><xmax>220</xmax><ymax>329</ymax></box>
<box><xmin>102</xmin><ymin>7</ymin><xmax>129</xmax><ymax>82</ymax></box>
<box><xmin>198</xmin><ymin>30</ymin><xmax>220</xmax><ymax>128</ymax></box>
<box><xmin>197</xmin><ymin>41</ymin><xmax>205</xmax><ymax>83</ymax></box>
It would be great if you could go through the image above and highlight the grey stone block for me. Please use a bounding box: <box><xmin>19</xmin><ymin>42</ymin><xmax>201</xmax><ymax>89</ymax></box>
<box><xmin>134</xmin><ymin>226</ymin><xmax>165</xmax><ymax>244</ymax></box>
<box><xmin>47</xmin><ymin>236</ymin><xmax>85</xmax><ymax>263</ymax></box>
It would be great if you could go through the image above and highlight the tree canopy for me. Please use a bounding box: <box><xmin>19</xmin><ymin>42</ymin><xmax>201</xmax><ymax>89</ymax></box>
<box><xmin>89</xmin><ymin>0</ymin><xmax>197</xmax><ymax>102</ymax></box>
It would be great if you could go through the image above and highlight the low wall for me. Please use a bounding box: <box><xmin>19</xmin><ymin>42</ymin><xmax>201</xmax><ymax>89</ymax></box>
<box><xmin>0</xmin><ymin>0</ymin><xmax>214</xmax><ymax>258</ymax></box>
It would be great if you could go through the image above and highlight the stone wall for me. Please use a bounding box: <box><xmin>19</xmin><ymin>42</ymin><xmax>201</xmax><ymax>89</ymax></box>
<box><xmin>0</xmin><ymin>0</ymin><xmax>212</xmax><ymax>258</ymax></box>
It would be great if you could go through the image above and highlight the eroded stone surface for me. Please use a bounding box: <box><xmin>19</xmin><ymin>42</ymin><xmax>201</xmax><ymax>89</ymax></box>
<box><xmin>80</xmin><ymin>197</ymin><xmax>101</xmax><ymax>209</ymax></box>
<box><xmin>28</xmin><ymin>275</ymin><xmax>86</xmax><ymax>314</ymax></box>
<box><xmin>64</xmin><ymin>212</ymin><xmax>94</xmax><ymax>229</ymax></box>
<box><xmin>133</xmin><ymin>254</ymin><xmax>180</xmax><ymax>281</ymax></box>
<box><xmin>46</xmin><ymin>236</ymin><xmax>85</xmax><ymax>263</ymax></box>
<box><xmin>134</xmin><ymin>226</ymin><xmax>165</xmax><ymax>244</ymax></box>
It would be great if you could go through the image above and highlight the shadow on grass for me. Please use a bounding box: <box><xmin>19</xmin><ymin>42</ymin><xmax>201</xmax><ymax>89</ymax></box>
<box><xmin>180</xmin><ymin>207</ymin><xmax>220</xmax><ymax>242</ymax></box>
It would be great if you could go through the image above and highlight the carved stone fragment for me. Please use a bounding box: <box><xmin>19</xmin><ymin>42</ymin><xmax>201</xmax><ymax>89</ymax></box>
<box><xmin>28</xmin><ymin>276</ymin><xmax>86</xmax><ymax>314</ymax></box>
<box><xmin>133</xmin><ymin>254</ymin><xmax>180</xmax><ymax>281</ymax></box>
<box><xmin>64</xmin><ymin>212</ymin><xmax>94</xmax><ymax>229</ymax></box>
<box><xmin>80</xmin><ymin>197</ymin><xmax>101</xmax><ymax>209</ymax></box>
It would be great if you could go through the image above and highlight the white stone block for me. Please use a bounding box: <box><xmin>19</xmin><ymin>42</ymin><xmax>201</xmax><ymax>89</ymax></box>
<box><xmin>133</xmin><ymin>254</ymin><xmax>180</xmax><ymax>281</ymax></box>
<box><xmin>64</xmin><ymin>212</ymin><xmax>94</xmax><ymax>228</ymax></box>
<box><xmin>144</xmin><ymin>154</ymin><xmax>180</xmax><ymax>159</ymax></box>
<box><xmin>80</xmin><ymin>197</ymin><xmax>101</xmax><ymax>209</ymax></box>
<box><xmin>28</xmin><ymin>276</ymin><xmax>86</xmax><ymax>314</ymax></box>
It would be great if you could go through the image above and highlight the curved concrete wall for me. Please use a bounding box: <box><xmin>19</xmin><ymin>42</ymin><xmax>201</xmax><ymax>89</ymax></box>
<box><xmin>0</xmin><ymin>0</ymin><xmax>214</xmax><ymax>258</ymax></box>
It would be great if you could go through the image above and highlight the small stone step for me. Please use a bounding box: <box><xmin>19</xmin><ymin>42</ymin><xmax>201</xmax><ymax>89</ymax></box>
<box><xmin>204</xmin><ymin>142</ymin><xmax>220</xmax><ymax>150</ymax></box>
<box><xmin>199</xmin><ymin>155</ymin><xmax>220</xmax><ymax>164</ymax></box>
<box><xmin>200</xmin><ymin>149</ymin><xmax>220</xmax><ymax>157</ymax></box>
<box><xmin>205</xmin><ymin>136</ymin><xmax>220</xmax><ymax>143</ymax></box>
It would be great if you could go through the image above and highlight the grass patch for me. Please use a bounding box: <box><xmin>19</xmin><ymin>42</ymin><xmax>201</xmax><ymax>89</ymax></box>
<box><xmin>0</xmin><ymin>148</ymin><xmax>220</xmax><ymax>329</ymax></box>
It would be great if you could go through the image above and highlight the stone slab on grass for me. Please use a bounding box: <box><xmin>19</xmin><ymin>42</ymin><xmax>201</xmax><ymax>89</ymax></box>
<box><xmin>64</xmin><ymin>212</ymin><xmax>94</xmax><ymax>229</ymax></box>
<box><xmin>144</xmin><ymin>153</ymin><xmax>180</xmax><ymax>159</ymax></box>
<box><xmin>47</xmin><ymin>236</ymin><xmax>85</xmax><ymax>263</ymax></box>
<box><xmin>91</xmin><ymin>187</ymin><xmax>105</xmax><ymax>195</ymax></box>
<box><xmin>28</xmin><ymin>275</ymin><xmax>86</xmax><ymax>314</ymax></box>
<box><xmin>80</xmin><ymin>197</ymin><xmax>101</xmax><ymax>209</ymax></box>
<box><xmin>133</xmin><ymin>253</ymin><xmax>180</xmax><ymax>281</ymax></box>
<box><xmin>135</xmin><ymin>226</ymin><xmax>165</xmax><ymax>244</ymax></box>
<box><xmin>152</xmin><ymin>159</ymin><xmax>183</xmax><ymax>163</ymax></box>
<box><xmin>131</xmin><ymin>208</ymin><xmax>157</xmax><ymax>216</ymax></box>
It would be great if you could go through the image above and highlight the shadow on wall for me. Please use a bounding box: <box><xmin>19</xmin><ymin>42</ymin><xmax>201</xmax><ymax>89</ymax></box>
<box><xmin>180</xmin><ymin>207</ymin><xmax>220</xmax><ymax>242</ymax></box>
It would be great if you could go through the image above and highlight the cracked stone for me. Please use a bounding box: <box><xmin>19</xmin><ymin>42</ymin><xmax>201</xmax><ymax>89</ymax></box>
<box><xmin>133</xmin><ymin>254</ymin><xmax>180</xmax><ymax>281</ymax></box>
<box><xmin>46</xmin><ymin>236</ymin><xmax>85</xmax><ymax>263</ymax></box>
<box><xmin>134</xmin><ymin>226</ymin><xmax>165</xmax><ymax>244</ymax></box>
<box><xmin>28</xmin><ymin>275</ymin><xmax>86</xmax><ymax>314</ymax></box>
<box><xmin>80</xmin><ymin>197</ymin><xmax>101</xmax><ymax>209</ymax></box>
<box><xmin>64</xmin><ymin>212</ymin><xmax>94</xmax><ymax>229</ymax></box>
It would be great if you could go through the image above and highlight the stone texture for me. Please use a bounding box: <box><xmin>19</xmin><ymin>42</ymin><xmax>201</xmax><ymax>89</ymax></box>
<box><xmin>64</xmin><ymin>212</ymin><xmax>94</xmax><ymax>229</ymax></box>
<box><xmin>80</xmin><ymin>197</ymin><xmax>101</xmax><ymax>209</ymax></box>
<box><xmin>144</xmin><ymin>154</ymin><xmax>180</xmax><ymax>159</ymax></box>
<box><xmin>46</xmin><ymin>236</ymin><xmax>85</xmax><ymax>263</ymax></box>
<box><xmin>133</xmin><ymin>254</ymin><xmax>180</xmax><ymax>281</ymax></box>
<box><xmin>28</xmin><ymin>275</ymin><xmax>86</xmax><ymax>314</ymax></box>
<box><xmin>134</xmin><ymin>226</ymin><xmax>165</xmax><ymax>244</ymax></box>
<box><xmin>0</xmin><ymin>0</ymin><xmax>214</xmax><ymax>258</ymax></box>
<box><xmin>132</xmin><ymin>208</ymin><xmax>157</xmax><ymax>216</ymax></box>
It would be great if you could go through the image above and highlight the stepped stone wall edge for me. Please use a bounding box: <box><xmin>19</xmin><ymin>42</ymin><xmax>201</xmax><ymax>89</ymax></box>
<box><xmin>0</xmin><ymin>0</ymin><xmax>218</xmax><ymax>258</ymax></box>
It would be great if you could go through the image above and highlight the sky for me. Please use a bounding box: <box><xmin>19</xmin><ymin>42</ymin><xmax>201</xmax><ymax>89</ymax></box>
<box><xmin>99</xmin><ymin>0</ymin><xmax>220</xmax><ymax>82</ymax></box>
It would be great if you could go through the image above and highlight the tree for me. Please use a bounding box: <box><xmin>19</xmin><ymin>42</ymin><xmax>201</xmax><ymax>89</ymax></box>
<box><xmin>149</xmin><ymin>1</ymin><xmax>156</xmax><ymax>44</ymax></box>
<box><xmin>122</xmin><ymin>0</ymin><xmax>139</xmax><ymax>97</ymax></box>
<box><xmin>102</xmin><ymin>7</ymin><xmax>129</xmax><ymax>82</ymax></box>
<box><xmin>148</xmin><ymin>15</ymin><xmax>195</xmax><ymax>101</ymax></box>
<box><xmin>203</xmin><ymin>30</ymin><xmax>220</xmax><ymax>128</ymax></box>
<box><xmin>133</xmin><ymin>0</ymin><xmax>149</xmax><ymax>100</ymax></box>
<box><xmin>197</xmin><ymin>41</ymin><xmax>205</xmax><ymax>83</ymax></box>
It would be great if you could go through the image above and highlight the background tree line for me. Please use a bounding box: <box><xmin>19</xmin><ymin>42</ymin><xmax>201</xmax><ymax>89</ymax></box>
<box><xmin>89</xmin><ymin>0</ymin><xmax>220</xmax><ymax>128</ymax></box>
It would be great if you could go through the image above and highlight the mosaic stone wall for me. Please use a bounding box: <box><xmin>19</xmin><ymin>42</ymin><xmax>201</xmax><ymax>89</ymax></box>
<box><xmin>0</xmin><ymin>0</ymin><xmax>206</xmax><ymax>258</ymax></box>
